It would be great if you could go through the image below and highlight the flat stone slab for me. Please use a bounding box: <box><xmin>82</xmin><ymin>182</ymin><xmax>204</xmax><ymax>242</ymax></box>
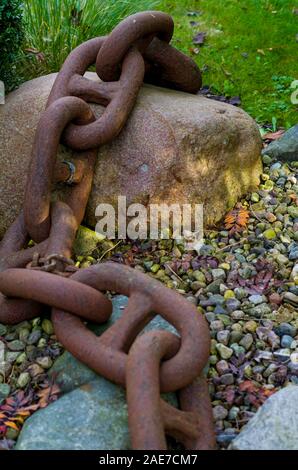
<box><xmin>15</xmin><ymin>295</ymin><xmax>178</xmax><ymax>450</ymax></box>
<box><xmin>0</xmin><ymin>73</ymin><xmax>262</xmax><ymax>238</ymax></box>
<box><xmin>229</xmin><ymin>385</ymin><xmax>298</xmax><ymax>450</ymax></box>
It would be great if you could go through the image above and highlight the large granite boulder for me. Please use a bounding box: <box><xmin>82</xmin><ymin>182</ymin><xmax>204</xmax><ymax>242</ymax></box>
<box><xmin>229</xmin><ymin>385</ymin><xmax>298</xmax><ymax>450</ymax></box>
<box><xmin>0</xmin><ymin>73</ymin><xmax>262</xmax><ymax>238</ymax></box>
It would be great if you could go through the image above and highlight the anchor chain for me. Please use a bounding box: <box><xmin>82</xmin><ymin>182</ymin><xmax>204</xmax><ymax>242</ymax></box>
<box><xmin>0</xmin><ymin>11</ymin><xmax>214</xmax><ymax>449</ymax></box>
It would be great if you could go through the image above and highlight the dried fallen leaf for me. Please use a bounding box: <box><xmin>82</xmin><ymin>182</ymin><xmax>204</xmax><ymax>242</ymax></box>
<box><xmin>4</xmin><ymin>421</ymin><xmax>19</xmax><ymax>431</ymax></box>
<box><xmin>262</xmin><ymin>129</ymin><xmax>285</xmax><ymax>141</ymax></box>
<box><xmin>224</xmin><ymin>204</ymin><xmax>250</xmax><ymax>234</ymax></box>
<box><xmin>192</xmin><ymin>32</ymin><xmax>206</xmax><ymax>45</ymax></box>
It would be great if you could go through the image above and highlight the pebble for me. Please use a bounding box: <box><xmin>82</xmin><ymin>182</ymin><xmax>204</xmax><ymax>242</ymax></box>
<box><xmin>216</xmin><ymin>344</ymin><xmax>233</xmax><ymax>360</ymax></box>
<box><xmin>230</xmin><ymin>344</ymin><xmax>245</xmax><ymax>357</ymax></box>
<box><xmin>229</xmin><ymin>331</ymin><xmax>243</xmax><ymax>344</ymax></box>
<box><xmin>27</xmin><ymin>330</ymin><xmax>42</xmax><ymax>345</ymax></box>
<box><xmin>226</xmin><ymin>298</ymin><xmax>241</xmax><ymax>313</ymax></box>
<box><xmin>220</xmin><ymin>373</ymin><xmax>234</xmax><ymax>385</ymax></box>
<box><xmin>273</xmin><ymin>349</ymin><xmax>291</xmax><ymax>362</ymax></box>
<box><xmin>283</xmin><ymin>292</ymin><xmax>298</xmax><ymax>307</ymax></box>
<box><xmin>248</xmin><ymin>294</ymin><xmax>266</xmax><ymax>305</ymax></box>
<box><xmin>224</xmin><ymin>290</ymin><xmax>235</xmax><ymax>300</ymax></box>
<box><xmin>41</xmin><ymin>319</ymin><xmax>54</xmax><ymax>336</ymax></box>
<box><xmin>193</xmin><ymin>270</ymin><xmax>206</xmax><ymax>283</ymax></box>
<box><xmin>0</xmin><ymin>383</ymin><xmax>10</xmax><ymax>403</ymax></box>
<box><xmin>248</xmin><ymin>303</ymin><xmax>271</xmax><ymax>318</ymax></box>
<box><xmin>211</xmin><ymin>269</ymin><xmax>226</xmax><ymax>281</ymax></box>
<box><xmin>17</xmin><ymin>372</ymin><xmax>30</xmax><ymax>388</ymax></box>
<box><xmin>36</xmin><ymin>357</ymin><xmax>53</xmax><ymax>369</ymax></box>
<box><xmin>205</xmin><ymin>312</ymin><xmax>216</xmax><ymax>323</ymax></box>
<box><xmin>216</xmin><ymin>360</ymin><xmax>230</xmax><ymax>375</ymax></box>
<box><xmin>0</xmin><ymin>324</ymin><xmax>8</xmax><ymax>336</ymax></box>
<box><xmin>231</xmin><ymin>310</ymin><xmax>245</xmax><ymax>320</ymax></box>
<box><xmin>251</xmin><ymin>193</ymin><xmax>260</xmax><ymax>202</ymax></box>
<box><xmin>234</xmin><ymin>288</ymin><xmax>248</xmax><ymax>300</ymax></box>
<box><xmin>275</xmin><ymin>323</ymin><xmax>296</xmax><ymax>337</ymax></box>
<box><xmin>7</xmin><ymin>340</ymin><xmax>25</xmax><ymax>351</ymax></box>
<box><xmin>239</xmin><ymin>334</ymin><xmax>254</xmax><ymax>351</ymax></box>
<box><xmin>213</xmin><ymin>405</ymin><xmax>228</xmax><ymax>421</ymax></box>
<box><xmin>281</xmin><ymin>335</ymin><xmax>295</xmax><ymax>348</ymax></box>
<box><xmin>244</xmin><ymin>320</ymin><xmax>258</xmax><ymax>333</ymax></box>
<box><xmin>228</xmin><ymin>407</ymin><xmax>240</xmax><ymax>420</ymax></box>
<box><xmin>276</xmin><ymin>254</ymin><xmax>289</xmax><ymax>265</ymax></box>
<box><xmin>210</xmin><ymin>320</ymin><xmax>225</xmax><ymax>332</ymax></box>
<box><xmin>217</xmin><ymin>330</ymin><xmax>230</xmax><ymax>345</ymax></box>
<box><xmin>290</xmin><ymin>352</ymin><xmax>298</xmax><ymax>365</ymax></box>
<box><xmin>263</xmin><ymin>229</ymin><xmax>277</xmax><ymax>240</ymax></box>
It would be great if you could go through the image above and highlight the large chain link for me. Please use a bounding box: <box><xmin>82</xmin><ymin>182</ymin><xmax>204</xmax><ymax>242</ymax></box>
<box><xmin>0</xmin><ymin>11</ymin><xmax>214</xmax><ymax>449</ymax></box>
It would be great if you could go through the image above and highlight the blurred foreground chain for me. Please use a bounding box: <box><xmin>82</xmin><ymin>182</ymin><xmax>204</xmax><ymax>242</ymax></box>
<box><xmin>0</xmin><ymin>11</ymin><xmax>215</xmax><ymax>449</ymax></box>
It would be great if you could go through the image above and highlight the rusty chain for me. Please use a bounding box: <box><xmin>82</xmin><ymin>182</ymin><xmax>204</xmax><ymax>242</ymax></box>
<box><xmin>0</xmin><ymin>11</ymin><xmax>214</xmax><ymax>449</ymax></box>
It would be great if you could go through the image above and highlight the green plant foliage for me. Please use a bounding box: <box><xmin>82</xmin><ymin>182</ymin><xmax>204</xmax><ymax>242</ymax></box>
<box><xmin>22</xmin><ymin>0</ymin><xmax>159</xmax><ymax>77</ymax></box>
<box><xmin>0</xmin><ymin>0</ymin><xmax>24</xmax><ymax>91</ymax></box>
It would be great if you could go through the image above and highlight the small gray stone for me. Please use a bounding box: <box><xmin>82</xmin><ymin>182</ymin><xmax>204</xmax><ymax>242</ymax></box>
<box><xmin>217</xmin><ymin>330</ymin><xmax>230</xmax><ymax>345</ymax></box>
<box><xmin>229</xmin><ymin>386</ymin><xmax>298</xmax><ymax>449</ymax></box>
<box><xmin>275</xmin><ymin>323</ymin><xmax>297</xmax><ymax>337</ymax></box>
<box><xmin>273</xmin><ymin>348</ymin><xmax>291</xmax><ymax>362</ymax></box>
<box><xmin>228</xmin><ymin>407</ymin><xmax>240</xmax><ymax>420</ymax></box>
<box><xmin>27</xmin><ymin>330</ymin><xmax>42</xmax><ymax>345</ymax></box>
<box><xmin>248</xmin><ymin>303</ymin><xmax>271</xmax><ymax>318</ymax></box>
<box><xmin>213</xmin><ymin>405</ymin><xmax>228</xmax><ymax>421</ymax></box>
<box><xmin>230</xmin><ymin>343</ymin><xmax>245</xmax><ymax>357</ymax></box>
<box><xmin>17</xmin><ymin>372</ymin><xmax>30</xmax><ymax>388</ymax></box>
<box><xmin>211</xmin><ymin>268</ymin><xmax>226</xmax><ymax>281</ymax></box>
<box><xmin>239</xmin><ymin>334</ymin><xmax>254</xmax><ymax>351</ymax></box>
<box><xmin>229</xmin><ymin>330</ymin><xmax>243</xmax><ymax>344</ymax></box>
<box><xmin>283</xmin><ymin>292</ymin><xmax>298</xmax><ymax>307</ymax></box>
<box><xmin>248</xmin><ymin>294</ymin><xmax>266</xmax><ymax>305</ymax></box>
<box><xmin>216</xmin><ymin>344</ymin><xmax>233</xmax><ymax>359</ymax></box>
<box><xmin>220</xmin><ymin>373</ymin><xmax>234</xmax><ymax>385</ymax></box>
<box><xmin>205</xmin><ymin>312</ymin><xmax>216</xmax><ymax>323</ymax></box>
<box><xmin>281</xmin><ymin>335</ymin><xmax>295</xmax><ymax>349</ymax></box>
<box><xmin>0</xmin><ymin>324</ymin><xmax>7</xmax><ymax>336</ymax></box>
<box><xmin>210</xmin><ymin>320</ymin><xmax>224</xmax><ymax>332</ymax></box>
<box><xmin>0</xmin><ymin>383</ymin><xmax>10</xmax><ymax>403</ymax></box>
<box><xmin>206</xmin><ymin>280</ymin><xmax>222</xmax><ymax>294</ymax></box>
<box><xmin>234</xmin><ymin>287</ymin><xmax>248</xmax><ymax>300</ymax></box>
<box><xmin>231</xmin><ymin>310</ymin><xmax>245</xmax><ymax>320</ymax></box>
<box><xmin>226</xmin><ymin>298</ymin><xmax>241</xmax><ymax>313</ymax></box>
<box><xmin>36</xmin><ymin>357</ymin><xmax>53</xmax><ymax>369</ymax></box>
<box><xmin>216</xmin><ymin>360</ymin><xmax>230</xmax><ymax>375</ymax></box>
<box><xmin>7</xmin><ymin>340</ymin><xmax>24</xmax><ymax>351</ymax></box>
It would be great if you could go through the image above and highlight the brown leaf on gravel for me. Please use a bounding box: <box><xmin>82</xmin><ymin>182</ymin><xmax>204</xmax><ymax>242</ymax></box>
<box><xmin>262</xmin><ymin>129</ymin><xmax>284</xmax><ymax>141</ymax></box>
<box><xmin>224</xmin><ymin>203</ymin><xmax>250</xmax><ymax>234</ymax></box>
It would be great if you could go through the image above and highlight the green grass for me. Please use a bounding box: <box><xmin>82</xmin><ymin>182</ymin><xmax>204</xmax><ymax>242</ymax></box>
<box><xmin>20</xmin><ymin>0</ymin><xmax>297</xmax><ymax>128</ymax></box>
<box><xmin>21</xmin><ymin>0</ymin><xmax>159</xmax><ymax>77</ymax></box>
<box><xmin>159</xmin><ymin>0</ymin><xmax>297</xmax><ymax>128</ymax></box>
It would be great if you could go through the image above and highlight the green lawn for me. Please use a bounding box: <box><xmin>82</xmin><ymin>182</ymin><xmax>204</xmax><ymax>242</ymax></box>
<box><xmin>20</xmin><ymin>0</ymin><xmax>297</xmax><ymax>128</ymax></box>
<box><xmin>160</xmin><ymin>0</ymin><xmax>297</xmax><ymax>128</ymax></box>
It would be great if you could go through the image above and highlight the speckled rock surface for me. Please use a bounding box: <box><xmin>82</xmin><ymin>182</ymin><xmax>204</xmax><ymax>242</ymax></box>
<box><xmin>229</xmin><ymin>386</ymin><xmax>298</xmax><ymax>450</ymax></box>
<box><xmin>0</xmin><ymin>73</ymin><xmax>262</xmax><ymax>237</ymax></box>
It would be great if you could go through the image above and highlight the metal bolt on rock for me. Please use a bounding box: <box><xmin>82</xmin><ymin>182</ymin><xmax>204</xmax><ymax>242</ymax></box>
<box><xmin>0</xmin><ymin>11</ymin><xmax>215</xmax><ymax>450</ymax></box>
